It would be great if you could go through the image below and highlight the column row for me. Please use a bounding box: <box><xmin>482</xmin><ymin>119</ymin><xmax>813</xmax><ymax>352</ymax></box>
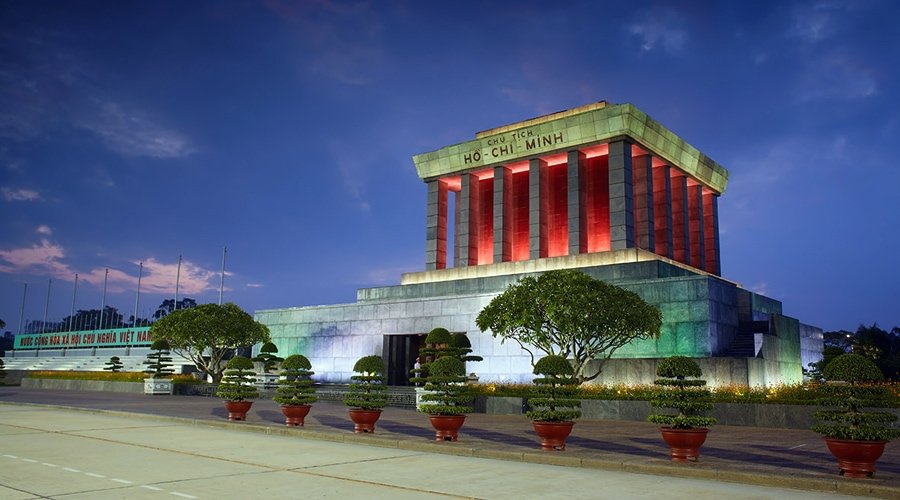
<box><xmin>425</xmin><ymin>140</ymin><xmax>720</xmax><ymax>275</ymax></box>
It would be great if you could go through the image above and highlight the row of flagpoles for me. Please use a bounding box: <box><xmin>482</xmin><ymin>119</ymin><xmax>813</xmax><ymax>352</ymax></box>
<box><xmin>15</xmin><ymin>247</ymin><xmax>228</xmax><ymax>335</ymax></box>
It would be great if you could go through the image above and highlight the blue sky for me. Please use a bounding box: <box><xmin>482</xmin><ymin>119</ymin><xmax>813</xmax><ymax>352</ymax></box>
<box><xmin>1</xmin><ymin>0</ymin><xmax>898</xmax><ymax>333</ymax></box>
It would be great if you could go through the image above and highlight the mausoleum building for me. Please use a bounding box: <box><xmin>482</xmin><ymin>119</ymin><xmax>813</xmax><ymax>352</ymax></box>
<box><xmin>256</xmin><ymin>101</ymin><xmax>823</xmax><ymax>387</ymax></box>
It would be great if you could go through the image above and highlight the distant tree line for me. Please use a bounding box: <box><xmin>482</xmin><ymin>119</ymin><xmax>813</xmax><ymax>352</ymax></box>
<box><xmin>807</xmin><ymin>324</ymin><xmax>900</xmax><ymax>381</ymax></box>
<box><xmin>21</xmin><ymin>298</ymin><xmax>198</xmax><ymax>334</ymax></box>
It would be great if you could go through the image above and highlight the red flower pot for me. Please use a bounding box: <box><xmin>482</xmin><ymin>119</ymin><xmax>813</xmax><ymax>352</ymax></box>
<box><xmin>823</xmin><ymin>438</ymin><xmax>887</xmax><ymax>478</ymax></box>
<box><xmin>429</xmin><ymin>414</ymin><xmax>466</xmax><ymax>441</ymax></box>
<box><xmin>348</xmin><ymin>409</ymin><xmax>383</xmax><ymax>433</ymax></box>
<box><xmin>280</xmin><ymin>404</ymin><xmax>312</xmax><ymax>426</ymax></box>
<box><xmin>658</xmin><ymin>427</ymin><xmax>709</xmax><ymax>462</ymax></box>
<box><xmin>532</xmin><ymin>421</ymin><xmax>575</xmax><ymax>451</ymax></box>
<box><xmin>224</xmin><ymin>400</ymin><xmax>253</xmax><ymax>421</ymax></box>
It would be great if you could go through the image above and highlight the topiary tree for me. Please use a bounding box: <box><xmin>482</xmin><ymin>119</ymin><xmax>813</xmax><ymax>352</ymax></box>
<box><xmin>812</xmin><ymin>354</ymin><xmax>900</xmax><ymax>442</ymax></box>
<box><xmin>410</xmin><ymin>327</ymin><xmax>460</xmax><ymax>385</ymax></box>
<box><xmin>420</xmin><ymin>356</ymin><xmax>473</xmax><ymax>416</ymax></box>
<box><xmin>215</xmin><ymin>356</ymin><xmax>259</xmax><ymax>401</ymax></box>
<box><xmin>143</xmin><ymin>339</ymin><xmax>175</xmax><ymax>378</ymax></box>
<box><xmin>527</xmin><ymin>355</ymin><xmax>581</xmax><ymax>423</ymax></box>
<box><xmin>253</xmin><ymin>342</ymin><xmax>284</xmax><ymax>374</ymax></box>
<box><xmin>477</xmin><ymin>270</ymin><xmax>662</xmax><ymax>384</ymax></box>
<box><xmin>273</xmin><ymin>354</ymin><xmax>317</xmax><ymax>406</ymax></box>
<box><xmin>647</xmin><ymin>356</ymin><xmax>717</xmax><ymax>429</ymax></box>
<box><xmin>451</xmin><ymin>333</ymin><xmax>483</xmax><ymax>364</ymax></box>
<box><xmin>103</xmin><ymin>356</ymin><xmax>124</xmax><ymax>373</ymax></box>
<box><xmin>345</xmin><ymin>355</ymin><xmax>389</xmax><ymax>410</ymax></box>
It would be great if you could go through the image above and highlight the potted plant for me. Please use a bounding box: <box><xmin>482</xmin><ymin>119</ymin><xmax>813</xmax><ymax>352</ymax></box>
<box><xmin>420</xmin><ymin>355</ymin><xmax>473</xmax><ymax>441</ymax></box>
<box><xmin>143</xmin><ymin>339</ymin><xmax>175</xmax><ymax>395</ymax></box>
<box><xmin>647</xmin><ymin>356</ymin><xmax>717</xmax><ymax>461</ymax></box>
<box><xmin>253</xmin><ymin>341</ymin><xmax>283</xmax><ymax>390</ymax></box>
<box><xmin>215</xmin><ymin>355</ymin><xmax>259</xmax><ymax>421</ymax></box>
<box><xmin>344</xmin><ymin>355</ymin><xmax>389</xmax><ymax>433</ymax></box>
<box><xmin>411</xmin><ymin>327</ymin><xmax>457</xmax><ymax>409</ymax></box>
<box><xmin>273</xmin><ymin>354</ymin><xmax>317</xmax><ymax>426</ymax></box>
<box><xmin>527</xmin><ymin>355</ymin><xmax>581</xmax><ymax>451</ymax></box>
<box><xmin>103</xmin><ymin>356</ymin><xmax>124</xmax><ymax>373</ymax></box>
<box><xmin>812</xmin><ymin>353</ymin><xmax>900</xmax><ymax>478</ymax></box>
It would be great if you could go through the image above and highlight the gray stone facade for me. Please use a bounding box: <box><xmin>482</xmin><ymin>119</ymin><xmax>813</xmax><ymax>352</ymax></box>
<box><xmin>255</xmin><ymin>256</ymin><xmax>822</xmax><ymax>387</ymax></box>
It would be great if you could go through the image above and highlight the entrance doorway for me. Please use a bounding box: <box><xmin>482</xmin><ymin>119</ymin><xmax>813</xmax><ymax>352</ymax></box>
<box><xmin>383</xmin><ymin>334</ymin><xmax>425</xmax><ymax>386</ymax></box>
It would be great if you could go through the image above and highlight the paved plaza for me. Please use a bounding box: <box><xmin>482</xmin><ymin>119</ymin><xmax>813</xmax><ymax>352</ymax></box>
<box><xmin>0</xmin><ymin>387</ymin><xmax>897</xmax><ymax>498</ymax></box>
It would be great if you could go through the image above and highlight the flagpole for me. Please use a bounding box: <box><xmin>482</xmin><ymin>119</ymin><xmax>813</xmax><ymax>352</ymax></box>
<box><xmin>42</xmin><ymin>279</ymin><xmax>51</xmax><ymax>333</ymax></box>
<box><xmin>133</xmin><ymin>262</ymin><xmax>143</xmax><ymax>327</ymax></box>
<box><xmin>99</xmin><ymin>268</ymin><xmax>109</xmax><ymax>330</ymax></box>
<box><xmin>18</xmin><ymin>283</ymin><xmax>27</xmax><ymax>335</ymax></box>
<box><xmin>218</xmin><ymin>246</ymin><xmax>227</xmax><ymax>305</ymax></box>
<box><xmin>70</xmin><ymin>274</ymin><xmax>78</xmax><ymax>331</ymax></box>
<box><xmin>174</xmin><ymin>255</ymin><xmax>182</xmax><ymax>311</ymax></box>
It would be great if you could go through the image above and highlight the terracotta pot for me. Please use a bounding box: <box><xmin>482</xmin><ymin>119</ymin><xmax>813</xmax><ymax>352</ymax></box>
<box><xmin>280</xmin><ymin>404</ymin><xmax>312</xmax><ymax>426</ymax></box>
<box><xmin>658</xmin><ymin>427</ymin><xmax>709</xmax><ymax>462</ymax></box>
<box><xmin>224</xmin><ymin>400</ymin><xmax>253</xmax><ymax>421</ymax></box>
<box><xmin>429</xmin><ymin>414</ymin><xmax>466</xmax><ymax>441</ymax></box>
<box><xmin>348</xmin><ymin>409</ymin><xmax>383</xmax><ymax>433</ymax></box>
<box><xmin>532</xmin><ymin>421</ymin><xmax>575</xmax><ymax>451</ymax></box>
<box><xmin>823</xmin><ymin>438</ymin><xmax>887</xmax><ymax>478</ymax></box>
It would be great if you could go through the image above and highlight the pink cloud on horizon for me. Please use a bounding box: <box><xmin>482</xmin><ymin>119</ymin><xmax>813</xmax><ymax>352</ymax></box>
<box><xmin>0</xmin><ymin>240</ymin><xmax>219</xmax><ymax>295</ymax></box>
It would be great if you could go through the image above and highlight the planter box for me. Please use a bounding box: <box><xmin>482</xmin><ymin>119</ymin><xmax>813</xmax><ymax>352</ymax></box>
<box><xmin>256</xmin><ymin>373</ymin><xmax>279</xmax><ymax>391</ymax></box>
<box><xmin>143</xmin><ymin>378</ymin><xmax>173</xmax><ymax>395</ymax></box>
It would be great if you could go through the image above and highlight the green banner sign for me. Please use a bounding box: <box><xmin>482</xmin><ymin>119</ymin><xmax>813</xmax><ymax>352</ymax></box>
<box><xmin>13</xmin><ymin>327</ymin><xmax>153</xmax><ymax>350</ymax></box>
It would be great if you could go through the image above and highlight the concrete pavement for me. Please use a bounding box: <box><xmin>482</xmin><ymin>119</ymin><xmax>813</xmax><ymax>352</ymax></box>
<box><xmin>0</xmin><ymin>387</ymin><xmax>897</xmax><ymax>498</ymax></box>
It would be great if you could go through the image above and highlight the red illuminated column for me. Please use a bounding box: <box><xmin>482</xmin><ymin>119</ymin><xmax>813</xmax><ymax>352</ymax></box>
<box><xmin>477</xmin><ymin>176</ymin><xmax>494</xmax><ymax>264</ymax></box>
<box><xmin>529</xmin><ymin>158</ymin><xmax>549</xmax><ymax>259</ymax></box>
<box><xmin>425</xmin><ymin>179</ymin><xmax>448</xmax><ymax>270</ymax></box>
<box><xmin>653</xmin><ymin>164</ymin><xmax>673</xmax><ymax>259</ymax></box>
<box><xmin>608</xmin><ymin>140</ymin><xmax>634</xmax><ymax>250</ymax></box>
<box><xmin>703</xmin><ymin>189</ymin><xmax>721</xmax><ymax>275</ymax></box>
<box><xmin>688</xmin><ymin>181</ymin><xmax>705</xmax><ymax>270</ymax></box>
<box><xmin>458</xmin><ymin>173</ymin><xmax>480</xmax><ymax>266</ymax></box>
<box><xmin>633</xmin><ymin>154</ymin><xmax>655</xmax><ymax>251</ymax></box>
<box><xmin>493</xmin><ymin>165</ymin><xmax>512</xmax><ymax>263</ymax></box>
<box><xmin>671</xmin><ymin>172</ymin><xmax>689</xmax><ymax>264</ymax></box>
<box><xmin>567</xmin><ymin>150</ymin><xmax>587</xmax><ymax>255</ymax></box>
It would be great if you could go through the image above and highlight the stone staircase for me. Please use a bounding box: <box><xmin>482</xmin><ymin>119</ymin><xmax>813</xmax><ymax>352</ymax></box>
<box><xmin>723</xmin><ymin>320</ymin><xmax>768</xmax><ymax>357</ymax></box>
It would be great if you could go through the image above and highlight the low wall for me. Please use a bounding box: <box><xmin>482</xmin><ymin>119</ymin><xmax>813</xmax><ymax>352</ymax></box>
<box><xmin>18</xmin><ymin>379</ymin><xmax>899</xmax><ymax>431</ymax></box>
<box><xmin>472</xmin><ymin>396</ymin><xmax>900</xmax><ymax>430</ymax></box>
<box><xmin>21</xmin><ymin>378</ymin><xmax>145</xmax><ymax>394</ymax></box>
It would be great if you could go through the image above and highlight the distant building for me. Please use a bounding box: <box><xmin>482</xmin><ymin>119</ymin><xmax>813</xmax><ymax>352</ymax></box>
<box><xmin>256</xmin><ymin>101</ymin><xmax>822</xmax><ymax>386</ymax></box>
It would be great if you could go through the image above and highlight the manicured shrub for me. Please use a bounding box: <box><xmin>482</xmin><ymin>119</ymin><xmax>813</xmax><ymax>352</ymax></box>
<box><xmin>215</xmin><ymin>356</ymin><xmax>259</xmax><ymax>401</ymax></box>
<box><xmin>647</xmin><ymin>356</ymin><xmax>717</xmax><ymax>429</ymax></box>
<box><xmin>144</xmin><ymin>339</ymin><xmax>175</xmax><ymax>378</ymax></box>
<box><xmin>253</xmin><ymin>342</ymin><xmax>284</xmax><ymax>374</ymax></box>
<box><xmin>345</xmin><ymin>355</ymin><xmax>389</xmax><ymax>410</ymax></box>
<box><xmin>103</xmin><ymin>356</ymin><xmax>124</xmax><ymax>373</ymax></box>
<box><xmin>420</xmin><ymin>356</ymin><xmax>473</xmax><ymax>415</ymax></box>
<box><xmin>813</xmin><ymin>354</ymin><xmax>900</xmax><ymax>441</ymax></box>
<box><xmin>527</xmin><ymin>355</ymin><xmax>581</xmax><ymax>422</ymax></box>
<box><xmin>273</xmin><ymin>354</ymin><xmax>317</xmax><ymax>406</ymax></box>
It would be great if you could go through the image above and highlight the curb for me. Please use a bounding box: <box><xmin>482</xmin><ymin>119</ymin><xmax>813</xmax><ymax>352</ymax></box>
<box><xmin>2</xmin><ymin>401</ymin><xmax>898</xmax><ymax>498</ymax></box>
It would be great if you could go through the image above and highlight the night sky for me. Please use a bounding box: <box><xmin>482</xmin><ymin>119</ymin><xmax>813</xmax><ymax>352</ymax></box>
<box><xmin>1</xmin><ymin>0</ymin><xmax>898</xmax><ymax>334</ymax></box>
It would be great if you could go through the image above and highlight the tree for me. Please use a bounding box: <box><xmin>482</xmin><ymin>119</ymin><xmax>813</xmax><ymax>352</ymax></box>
<box><xmin>103</xmin><ymin>356</ymin><xmax>124</xmax><ymax>373</ymax></box>
<box><xmin>476</xmin><ymin>269</ymin><xmax>662</xmax><ymax>384</ymax></box>
<box><xmin>149</xmin><ymin>302</ymin><xmax>270</xmax><ymax>383</ymax></box>
<box><xmin>143</xmin><ymin>339</ymin><xmax>175</xmax><ymax>378</ymax></box>
<box><xmin>153</xmin><ymin>298</ymin><xmax>198</xmax><ymax>319</ymax></box>
<box><xmin>0</xmin><ymin>318</ymin><xmax>5</xmax><ymax>330</ymax></box>
<box><xmin>59</xmin><ymin>307</ymin><xmax>124</xmax><ymax>332</ymax></box>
